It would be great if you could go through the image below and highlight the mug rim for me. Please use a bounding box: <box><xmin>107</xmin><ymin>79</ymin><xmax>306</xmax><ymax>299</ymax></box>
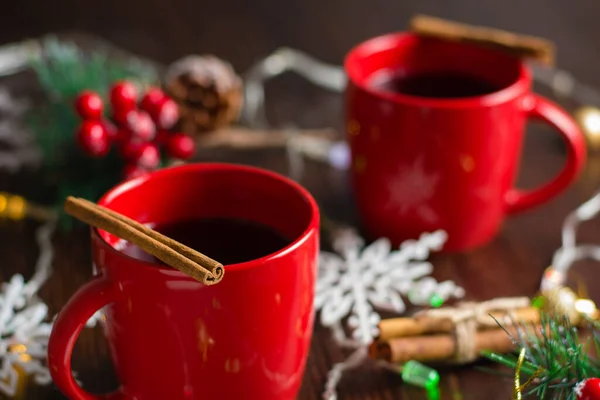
<box><xmin>94</xmin><ymin>162</ymin><xmax>320</xmax><ymax>274</ymax></box>
<box><xmin>344</xmin><ymin>31</ymin><xmax>531</xmax><ymax>109</ymax></box>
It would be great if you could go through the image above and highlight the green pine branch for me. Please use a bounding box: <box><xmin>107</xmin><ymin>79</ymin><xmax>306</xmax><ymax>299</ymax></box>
<box><xmin>31</xmin><ymin>37</ymin><xmax>159</xmax><ymax>100</ymax></box>
<box><xmin>24</xmin><ymin>37</ymin><xmax>160</xmax><ymax>229</ymax></box>
<box><xmin>482</xmin><ymin>314</ymin><xmax>600</xmax><ymax>399</ymax></box>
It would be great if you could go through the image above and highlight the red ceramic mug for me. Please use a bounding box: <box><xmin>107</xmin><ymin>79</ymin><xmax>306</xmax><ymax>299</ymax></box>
<box><xmin>345</xmin><ymin>32</ymin><xmax>586</xmax><ymax>251</ymax></box>
<box><xmin>47</xmin><ymin>163</ymin><xmax>320</xmax><ymax>400</ymax></box>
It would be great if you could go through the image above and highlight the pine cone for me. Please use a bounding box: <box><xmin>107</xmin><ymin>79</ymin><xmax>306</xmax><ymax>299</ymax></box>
<box><xmin>165</xmin><ymin>55</ymin><xmax>243</xmax><ymax>136</ymax></box>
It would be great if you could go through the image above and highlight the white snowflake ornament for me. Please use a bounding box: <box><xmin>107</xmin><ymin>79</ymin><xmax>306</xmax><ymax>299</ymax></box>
<box><xmin>315</xmin><ymin>229</ymin><xmax>464</xmax><ymax>345</ymax></box>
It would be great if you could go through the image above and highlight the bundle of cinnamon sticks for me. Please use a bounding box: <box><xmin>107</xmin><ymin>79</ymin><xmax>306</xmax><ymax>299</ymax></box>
<box><xmin>369</xmin><ymin>297</ymin><xmax>541</xmax><ymax>365</ymax></box>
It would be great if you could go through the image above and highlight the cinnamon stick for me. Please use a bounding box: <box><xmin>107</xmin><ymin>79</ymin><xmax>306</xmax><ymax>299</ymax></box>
<box><xmin>64</xmin><ymin>196</ymin><xmax>224</xmax><ymax>285</ymax></box>
<box><xmin>84</xmin><ymin>198</ymin><xmax>224</xmax><ymax>281</ymax></box>
<box><xmin>409</xmin><ymin>14</ymin><xmax>556</xmax><ymax>66</ymax></box>
<box><xmin>378</xmin><ymin>317</ymin><xmax>455</xmax><ymax>342</ymax></box>
<box><xmin>370</xmin><ymin>325</ymin><xmax>539</xmax><ymax>364</ymax></box>
<box><xmin>196</xmin><ymin>127</ymin><xmax>338</xmax><ymax>150</ymax></box>
<box><xmin>377</xmin><ymin>307</ymin><xmax>540</xmax><ymax>341</ymax></box>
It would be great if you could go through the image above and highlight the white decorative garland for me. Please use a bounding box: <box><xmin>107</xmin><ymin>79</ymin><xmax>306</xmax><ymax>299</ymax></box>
<box><xmin>0</xmin><ymin>217</ymin><xmax>102</xmax><ymax>397</ymax></box>
<box><xmin>0</xmin><ymin>87</ymin><xmax>40</xmax><ymax>173</ymax></box>
<box><xmin>543</xmin><ymin>189</ymin><xmax>600</xmax><ymax>291</ymax></box>
<box><xmin>0</xmin><ymin>219</ymin><xmax>55</xmax><ymax>396</ymax></box>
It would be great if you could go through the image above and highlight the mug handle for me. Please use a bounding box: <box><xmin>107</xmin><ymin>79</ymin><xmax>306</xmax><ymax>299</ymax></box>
<box><xmin>47</xmin><ymin>276</ymin><xmax>124</xmax><ymax>400</ymax></box>
<box><xmin>504</xmin><ymin>94</ymin><xmax>586</xmax><ymax>214</ymax></box>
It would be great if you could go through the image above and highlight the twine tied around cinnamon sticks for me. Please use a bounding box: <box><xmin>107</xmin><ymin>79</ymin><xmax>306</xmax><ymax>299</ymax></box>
<box><xmin>416</xmin><ymin>297</ymin><xmax>529</xmax><ymax>363</ymax></box>
<box><xmin>370</xmin><ymin>297</ymin><xmax>538</xmax><ymax>365</ymax></box>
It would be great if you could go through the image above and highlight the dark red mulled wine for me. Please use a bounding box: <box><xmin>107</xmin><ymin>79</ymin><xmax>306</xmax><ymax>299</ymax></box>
<box><xmin>119</xmin><ymin>217</ymin><xmax>291</xmax><ymax>265</ymax></box>
<box><xmin>368</xmin><ymin>70</ymin><xmax>500</xmax><ymax>98</ymax></box>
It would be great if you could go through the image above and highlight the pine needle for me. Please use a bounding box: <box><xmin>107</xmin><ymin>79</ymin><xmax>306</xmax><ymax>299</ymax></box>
<box><xmin>483</xmin><ymin>313</ymin><xmax>600</xmax><ymax>399</ymax></box>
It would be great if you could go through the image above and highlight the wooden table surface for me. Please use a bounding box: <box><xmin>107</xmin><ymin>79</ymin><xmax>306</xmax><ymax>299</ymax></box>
<box><xmin>3</xmin><ymin>1</ymin><xmax>600</xmax><ymax>398</ymax></box>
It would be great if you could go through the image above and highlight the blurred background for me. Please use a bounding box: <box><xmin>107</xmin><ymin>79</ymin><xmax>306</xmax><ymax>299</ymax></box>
<box><xmin>2</xmin><ymin>0</ymin><xmax>598</xmax><ymax>82</ymax></box>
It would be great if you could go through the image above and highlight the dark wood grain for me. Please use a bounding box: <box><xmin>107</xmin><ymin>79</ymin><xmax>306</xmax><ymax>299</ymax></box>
<box><xmin>2</xmin><ymin>1</ymin><xmax>600</xmax><ymax>398</ymax></box>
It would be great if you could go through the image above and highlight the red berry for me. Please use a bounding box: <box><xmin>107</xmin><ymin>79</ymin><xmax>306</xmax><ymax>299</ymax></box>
<box><xmin>75</xmin><ymin>91</ymin><xmax>103</xmax><ymax>120</ymax></box>
<box><xmin>76</xmin><ymin>121</ymin><xmax>110</xmax><ymax>157</ymax></box>
<box><xmin>119</xmin><ymin>139</ymin><xmax>144</xmax><ymax>160</ymax></box>
<box><xmin>113</xmin><ymin>107</ymin><xmax>136</xmax><ymax>126</ymax></box>
<box><xmin>140</xmin><ymin>87</ymin><xmax>166</xmax><ymax>115</ymax></box>
<box><xmin>154</xmin><ymin>130</ymin><xmax>171</xmax><ymax>146</ymax></box>
<box><xmin>129</xmin><ymin>111</ymin><xmax>156</xmax><ymax>142</ymax></box>
<box><xmin>153</xmin><ymin>98</ymin><xmax>179</xmax><ymax>130</ymax></box>
<box><xmin>102</xmin><ymin>120</ymin><xmax>118</xmax><ymax>142</ymax></box>
<box><xmin>166</xmin><ymin>133</ymin><xmax>195</xmax><ymax>159</ymax></box>
<box><xmin>576</xmin><ymin>378</ymin><xmax>600</xmax><ymax>400</ymax></box>
<box><xmin>115</xmin><ymin>127</ymin><xmax>132</xmax><ymax>143</ymax></box>
<box><xmin>134</xmin><ymin>143</ymin><xmax>161</xmax><ymax>169</ymax></box>
<box><xmin>123</xmin><ymin>164</ymin><xmax>149</xmax><ymax>180</ymax></box>
<box><xmin>110</xmin><ymin>81</ymin><xmax>138</xmax><ymax>113</ymax></box>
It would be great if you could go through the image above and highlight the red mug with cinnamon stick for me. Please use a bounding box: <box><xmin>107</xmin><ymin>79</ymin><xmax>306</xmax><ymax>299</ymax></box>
<box><xmin>345</xmin><ymin>33</ymin><xmax>586</xmax><ymax>251</ymax></box>
<box><xmin>47</xmin><ymin>163</ymin><xmax>320</xmax><ymax>400</ymax></box>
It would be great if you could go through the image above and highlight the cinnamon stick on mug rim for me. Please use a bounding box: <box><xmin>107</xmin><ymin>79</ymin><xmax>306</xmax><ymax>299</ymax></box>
<box><xmin>64</xmin><ymin>196</ymin><xmax>224</xmax><ymax>285</ymax></box>
<box><xmin>409</xmin><ymin>14</ymin><xmax>556</xmax><ymax>66</ymax></box>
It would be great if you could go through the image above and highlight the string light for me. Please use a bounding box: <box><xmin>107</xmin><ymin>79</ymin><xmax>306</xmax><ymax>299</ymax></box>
<box><xmin>241</xmin><ymin>48</ymin><xmax>349</xmax><ymax>175</ymax></box>
<box><xmin>401</xmin><ymin>360</ymin><xmax>440</xmax><ymax>397</ymax></box>
<box><xmin>544</xmin><ymin>190</ymin><xmax>600</xmax><ymax>292</ymax></box>
<box><xmin>0</xmin><ymin>193</ymin><xmax>55</xmax><ymax>222</ymax></box>
<box><xmin>0</xmin><ymin>193</ymin><xmax>26</xmax><ymax>221</ymax></box>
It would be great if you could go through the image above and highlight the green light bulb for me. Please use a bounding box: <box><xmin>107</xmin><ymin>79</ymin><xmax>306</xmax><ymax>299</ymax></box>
<box><xmin>531</xmin><ymin>296</ymin><xmax>545</xmax><ymax>309</ymax></box>
<box><xmin>429</xmin><ymin>294</ymin><xmax>444</xmax><ymax>308</ymax></box>
<box><xmin>401</xmin><ymin>360</ymin><xmax>440</xmax><ymax>390</ymax></box>
<box><xmin>427</xmin><ymin>386</ymin><xmax>441</xmax><ymax>400</ymax></box>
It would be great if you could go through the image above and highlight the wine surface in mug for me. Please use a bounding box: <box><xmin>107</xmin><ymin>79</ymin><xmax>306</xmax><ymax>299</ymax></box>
<box><xmin>119</xmin><ymin>217</ymin><xmax>292</xmax><ymax>265</ymax></box>
<box><xmin>368</xmin><ymin>70</ymin><xmax>500</xmax><ymax>98</ymax></box>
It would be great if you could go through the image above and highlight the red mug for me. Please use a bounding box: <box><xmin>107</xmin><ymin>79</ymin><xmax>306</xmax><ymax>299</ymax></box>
<box><xmin>47</xmin><ymin>163</ymin><xmax>320</xmax><ymax>399</ymax></box>
<box><xmin>344</xmin><ymin>32</ymin><xmax>586</xmax><ymax>251</ymax></box>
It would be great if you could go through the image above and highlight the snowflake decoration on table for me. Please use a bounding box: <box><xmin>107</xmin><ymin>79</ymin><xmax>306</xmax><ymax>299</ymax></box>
<box><xmin>383</xmin><ymin>156</ymin><xmax>441</xmax><ymax>224</ymax></box>
<box><xmin>0</xmin><ymin>217</ymin><xmax>102</xmax><ymax>397</ymax></box>
<box><xmin>0</xmin><ymin>219</ymin><xmax>55</xmax><ymax>396</ymax></box>
<box><xmin>0</xmin><ymin>274</ymin><xmax>54</xmax><ymax>395</ymax></box>
<box><xmin>315</xmin><ymin>228</ymin><xmax>464</xmax><ymax>345</ymax></box>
